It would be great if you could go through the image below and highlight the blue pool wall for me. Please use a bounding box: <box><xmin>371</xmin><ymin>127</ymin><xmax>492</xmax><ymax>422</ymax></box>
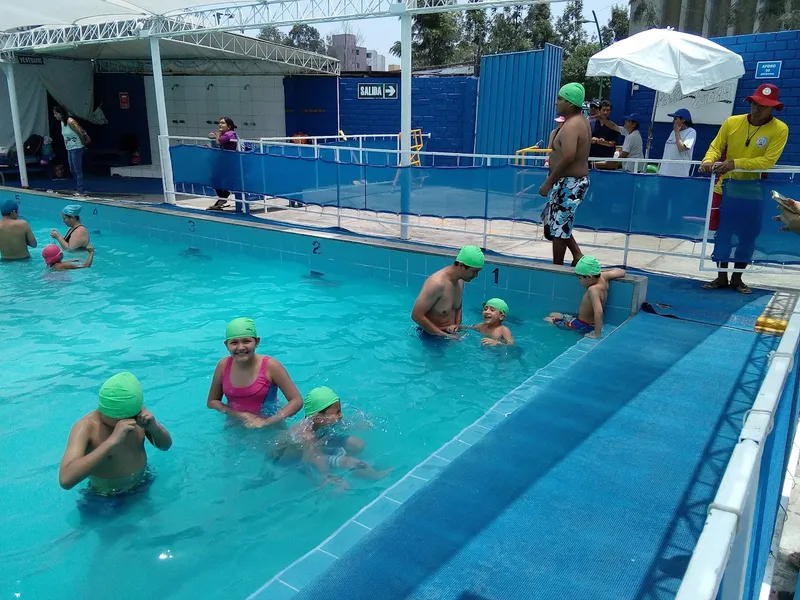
<box><xmin>743</xmin><ymin>349</ymin><xmax>800</xmax><ymax>598</ymax></box>
<box><xmin>3</xmin><ymin>189</ymin><xmax>643</xmax><ymax>327</ymax></box>
<box><xmin>609</xmin><ymin>28</ymin><xmax>800</xmax><ymax>166</ymax></box>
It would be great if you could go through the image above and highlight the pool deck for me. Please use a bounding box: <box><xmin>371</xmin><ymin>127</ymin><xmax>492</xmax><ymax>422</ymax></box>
<box><xmin>171</xmin><ymin>194</ymin><xmax>800</xmax><ymax>292</ymax></box>
<box><xmin>252</xmin><ymin>313</ymin><xmax>778</xmax><ymax>600</ymax></box>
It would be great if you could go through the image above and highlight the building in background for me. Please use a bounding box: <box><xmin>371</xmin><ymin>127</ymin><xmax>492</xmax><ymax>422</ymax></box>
<box><xmin>329</xmin><ymin>33</ymin><xmax>367</xmax><ymax>71</ymax></box>
<box><xmin>365</xmin><ymin>50</ymin><xmax>386</xmax><ymax>72</ymax></box>
<box><xmin>388</xmin><ymin>64</ymin><xmax>401</xmax><ymax>71</ymax></box>
<box><xmin>630</xmin><ymin>0</ymin><xmax>795</xmax><ymax>37</ymax></box>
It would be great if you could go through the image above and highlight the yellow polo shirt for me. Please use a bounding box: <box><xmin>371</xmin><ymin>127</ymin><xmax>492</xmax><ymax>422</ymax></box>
<box><xmin>702</xmin><ymin>114</ymin><xmax>788</xmax><ymax>193</ymax></box>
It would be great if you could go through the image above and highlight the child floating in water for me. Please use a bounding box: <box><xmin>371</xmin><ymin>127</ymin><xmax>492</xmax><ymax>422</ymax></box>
<box><xmin>545</xmin><ymin>256</ymin><xmax>625</xmax><ymax>339</ymax></box>
<box><xmin>273</xmin><ymin>386</ymin><xmax>389</xmax><ymax>488</ymax></box>
<box><xmin>207</xmin><ymin>317</ymin><xmax>303</xmax><ymax>428</ymax></box>
<box><xmin>58</xmin><ymin>372</ymin><xmax>172</xmax><ymax>497</ymax></box>
<box><xmin>453</xmin><ymin>298</ymin><xmax>514</xmax><ymax>345</ymax></box>
<box><xmin>43</xmin><ymin>242</ymin><xmax>94</xmax><ymax>270</ymax></box>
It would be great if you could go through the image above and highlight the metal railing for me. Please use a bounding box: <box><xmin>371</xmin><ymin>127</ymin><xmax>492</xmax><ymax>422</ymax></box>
<box><xmin>160</xmin><ymin>135</ymin><xmax>800</xmax><ymax>275</ymax></box>
<box><xmin>676</xmin><ymin>309</ymin><xmax>800</xmax><ymax>600</ymax></box>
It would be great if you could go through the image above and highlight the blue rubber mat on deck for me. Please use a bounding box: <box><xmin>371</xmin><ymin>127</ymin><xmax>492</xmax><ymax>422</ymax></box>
<box><xmin>293</xmin><ymin>313</ymin><xmax>778</xmax><ymax>600</ymax></box>
<box><xmin>635</xmin><ymin>271</ymin><xmax>771</xmax><ymax>331</ymax></box>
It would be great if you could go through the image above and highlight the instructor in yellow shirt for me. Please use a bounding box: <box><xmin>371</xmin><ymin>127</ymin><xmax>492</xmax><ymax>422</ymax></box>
<box><xmin>700</xmin><ymin>84</ymin><xmax>789</xmax><ymax>294</ymax></box>
<box><xmin>700</xmin><ymin>84</ymin><xmax>788</xmax><ymax>294</ymax></box>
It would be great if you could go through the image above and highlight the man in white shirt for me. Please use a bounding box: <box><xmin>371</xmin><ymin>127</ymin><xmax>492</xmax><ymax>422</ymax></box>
<box><xmin>619</xmin><ymin>114</ymin><xmax>644</xmax><ymax>172</ymax></box>
<box><xmin>660</xmin><ymin>108</ymin><xmax>696</xmax><ymax>178</ymax></box>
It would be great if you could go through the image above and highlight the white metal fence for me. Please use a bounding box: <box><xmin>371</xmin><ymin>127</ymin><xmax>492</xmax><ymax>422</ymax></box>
<box><xmin>160</xmin><ymin>134</ymin><xmax>800</xmax><ymax>276</ymax></box>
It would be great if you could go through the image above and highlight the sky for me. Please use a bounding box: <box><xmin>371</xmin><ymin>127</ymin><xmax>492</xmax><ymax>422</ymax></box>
<box><xmin>296</xmin><ymin>0</ymin><xmax>626</xmax><ymax>65</ymax></box>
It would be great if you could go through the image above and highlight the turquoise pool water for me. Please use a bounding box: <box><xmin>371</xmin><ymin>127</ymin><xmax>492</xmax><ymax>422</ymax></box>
<box><xmin>0</xmin><ymin>217</ymin><xmax>575</xmax><ymax>599</ymax></box>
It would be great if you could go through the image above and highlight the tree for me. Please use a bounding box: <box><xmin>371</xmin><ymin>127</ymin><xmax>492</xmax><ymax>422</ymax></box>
<box><xmin>524</xmin><ymin>3</ymin><xmax>557</xmax><ymax>50</ymax></box>
<box><xmin>628</xmin><ymin>0</ymin><xmax>659</xmax><ymax>29</ymax></box>
<box><xmin>561</xmin><ymin>42</ymin><xmax>604</xmax><ymax>98</ymax></box>
<box><xmin>286</xmin><ymin>24</ymin><xmax>326</xmax><ymax>53</ymax></box>
<box><xmin>389</xmin><ymin>12</ymin><xmax>461</xmax><ymax>67</ymax></box>
<box><xmin>600</xmin><ymin>5</ymin><xmax>629</xmax><ymax>47</ymax></box>
<box><xmin>555</xmin><ymin>0</ymin><xmax>588</xmax><ymax>55</ymax></box>
<box><xmin>258</xmin><ymin>26</ymin><xmax>286</xmax><ymax>45</ymax></box>
<box><xmin>484</xmin><ymin>3</ymin><xmax>556</xmax><ymax>56</ymax></box>
<box><xmin>459</xmin><ymin>3</ymin><xmax>490</xmax><ymax>73</ymax></box>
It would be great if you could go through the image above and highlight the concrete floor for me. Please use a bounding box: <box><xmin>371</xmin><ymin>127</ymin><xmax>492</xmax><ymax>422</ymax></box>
<box><xmin>176</xmin><ymin>194</ymin><xmax>800</xmax><ymax>292</ymax></box>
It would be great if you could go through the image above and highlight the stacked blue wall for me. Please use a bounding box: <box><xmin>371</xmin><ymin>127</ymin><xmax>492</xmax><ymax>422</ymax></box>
<box><xmin>90</xmin><ymin>74</ymin><xmax>151</xmax><ymax>165</ymax></box>
<box><xmin>608</xmin><ymin>29</ymin><xmax>800</xmax><ymax>165</ymax></box>
<box><xmin>474</xmin><ymin>44</ymin><xmax>564</xmax><ymax>156</ymax></box>
<box><xmin>284</xmin><ymin>76</ymin><xmax>479</xmax><ymax>163</ymax></box>
<box><xmin>283</xmin><ymin>76</ymin><xmax>338</xmax><ymax>137</ymax></box>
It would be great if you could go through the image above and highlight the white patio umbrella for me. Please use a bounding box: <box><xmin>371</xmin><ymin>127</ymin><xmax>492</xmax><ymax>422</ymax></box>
<box><xmin>586</xmin><ymin>28</ymin><xmax>745</xmax><ymax>156</ymax></box>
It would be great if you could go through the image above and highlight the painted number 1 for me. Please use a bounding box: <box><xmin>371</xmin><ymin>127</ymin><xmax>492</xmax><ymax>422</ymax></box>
<box><xmin>492</xmin><ymin>268</ymin><xmax>499</xmax><ymax>284</ymax></box>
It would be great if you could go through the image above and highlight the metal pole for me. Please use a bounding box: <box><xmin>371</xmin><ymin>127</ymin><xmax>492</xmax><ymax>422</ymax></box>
<box><xmin>336</xmin><ymin>76</ymin><xmax>341</xmax><ymax>134</ymax></box>
<box><xmin>3</xmin><ymin>61</ymin><xmax>29</xmax><ymax>188</ymax></box>
<box><xmin>482</xmin><ymin>157</ymin><xmax>491</xmax><ymax>248</ymax></box>
<box><xmin>591</xmin><ymin>11</ymin><xmax>604</xmax><ymax>100</ymax></box>
<box><xmin>400</xmin><ymin>11</ymin><xmax>412</xmax><ymax>240</ymax></box>
<box><xmin>149</xmin><ymin>35</ymin><xmax>176</xmax><ymax>204</ymax></box>
<box><xmin>645</xmin><ymin>92</ymin><xmax>658</xmax><ymax>160</ymax></box>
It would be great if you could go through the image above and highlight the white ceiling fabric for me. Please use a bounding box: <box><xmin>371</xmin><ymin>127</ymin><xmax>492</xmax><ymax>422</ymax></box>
<box><xmin>3</xmin><ymin>1</ymin><xmax>250</xmax><ymax>32</ymax></box>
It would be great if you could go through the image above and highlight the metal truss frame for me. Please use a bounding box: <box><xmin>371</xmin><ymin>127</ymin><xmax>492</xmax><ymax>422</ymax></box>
<box><xmin>165</xmin><ymin>32</ymin><xmax>340</xmax><ymax>74</ymax></box>
<box><xmin>0</xmin><ymin>0</ymin><xmax>565</xmax><ymax>54</ymax></box>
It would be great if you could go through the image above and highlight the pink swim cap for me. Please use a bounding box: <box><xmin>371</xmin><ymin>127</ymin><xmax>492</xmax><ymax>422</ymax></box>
<box><xmin>42</xmin><ymin>244</ymin><xmax>63</xmax><ymax>266</ymax></box>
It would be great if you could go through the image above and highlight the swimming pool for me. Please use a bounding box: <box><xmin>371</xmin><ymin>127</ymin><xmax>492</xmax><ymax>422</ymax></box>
<box><xmin>0</xmin><ymin>194</ymin><xmax>641</xmax><ymax>599</ymax></box>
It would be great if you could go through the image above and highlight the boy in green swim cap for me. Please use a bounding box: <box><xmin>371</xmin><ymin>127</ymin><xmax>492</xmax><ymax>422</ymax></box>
<box><xmin>411</xmin><ymin>245</ymin><xmax>485</xmax><ymax>338</ymax></box>
<box><xmin>273</xmin><ymin>386</ymin><xmax>390</xmax><ymax>488</ymax></box>
<box><xmin>454</xmin><ymin>298</ymin><xmax>514</xmax><ymax>346</ymax></box>
<box><xmin>545</xmin><ymin>256</ymin><xmax>625</xmax><ymax>338</ymax></box>
<box><xmin>58</xmin><ymin>372</ymin><xmax>172</xmax><ymax>495</ymax></box>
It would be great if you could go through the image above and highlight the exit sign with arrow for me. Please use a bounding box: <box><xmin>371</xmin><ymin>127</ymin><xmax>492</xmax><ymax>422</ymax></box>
<box><xmin>357</xmin><ymin>82</ymin><xmax>398</xmax><ymax>100</ymax></box>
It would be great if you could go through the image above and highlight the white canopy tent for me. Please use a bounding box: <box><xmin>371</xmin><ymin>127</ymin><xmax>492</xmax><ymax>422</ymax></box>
<box><xmin>1</xmin><ymin>0</ymin><xmax>564</xmax><ymax>237</ymax></box>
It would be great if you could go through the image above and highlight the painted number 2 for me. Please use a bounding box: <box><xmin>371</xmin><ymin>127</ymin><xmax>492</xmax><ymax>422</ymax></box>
<box><xmin>188</xmin><ymin>219</ymin><xmax>196</xmax><ymax>232</ymax></box>
<box><xmin>492</xmin><ymin>267</ymin><xmax>499</xmax><ymax>284</ymax></box>
<box><xmin>312</xmin><ymin>241</ymin><xmax>321</xmax><ymax>255</ymax></box>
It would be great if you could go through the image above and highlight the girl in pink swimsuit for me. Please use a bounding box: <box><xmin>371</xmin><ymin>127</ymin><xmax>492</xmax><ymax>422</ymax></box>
<box><xmin>206</xmin><ymin>318</ymin><xmax>303</xmax><ymax>428</ymax></box>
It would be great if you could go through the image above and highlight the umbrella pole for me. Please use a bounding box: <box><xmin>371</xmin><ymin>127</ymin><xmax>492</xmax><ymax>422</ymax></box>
<box><xmin>645</xmin><ymin>93</ymin><xmax>658</xmax><ymax>160</ymax></box>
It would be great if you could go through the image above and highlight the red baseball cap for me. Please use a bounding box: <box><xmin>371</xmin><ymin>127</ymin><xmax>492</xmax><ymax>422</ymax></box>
<box><xmin>746</xmin><ymin>84</ymin><xmax>784</xmax><ymax>110</ymax></box>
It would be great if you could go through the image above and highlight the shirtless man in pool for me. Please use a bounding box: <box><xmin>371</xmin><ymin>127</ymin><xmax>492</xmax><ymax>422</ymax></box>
<box><xmin>411</xmin><ymin>245</ymin><xmax>484</xmax><ymax>337</ymax></box>
<box><xmin>0</xmin><ymin>200</ymin><xmax>37</xmax><ymax>261</ymax></box>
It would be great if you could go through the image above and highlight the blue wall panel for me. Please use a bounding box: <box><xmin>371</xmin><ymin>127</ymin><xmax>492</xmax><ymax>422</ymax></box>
<box><xmin>608</xmin><ymin>29</ymin><xmax>800</xmax><ymax>166</ymax></box>
<box><xmin>474</xmin><ymin>44</ymin><xmax>564</xmax><ymax>156</ymax></box>
<box><xmin>284</xmin><ymin>76</ymin><xmax>479</xmax><ymax>162</ymax></box>
<box><xmin>283</xmin><ymin>76</ymin><xmax>338</xmax><ymax>136</ymax></box>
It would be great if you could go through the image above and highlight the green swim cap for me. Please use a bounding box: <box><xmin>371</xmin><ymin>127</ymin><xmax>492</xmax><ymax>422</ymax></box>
<box><xmin>575</xmin><ymin>255</ymin><xmax>602</xmax><ymax>276</ymax></box>
<box><xmin>559</xmin><ymin>82</ymin><xmax>585</xmax><ymax>108</ymax></box>
<box><xmin>225</xmin><ymin>317</ymin><xmax>258</xmax><ymax>341</ymax></box>
<box><xmin>98</xmin><ymin>372</ymin><xmax>143</xmax><ymax>419</ymax></box>
<box><xmin>484</xmin><ymin>298</ymin><xmax>509</xmax><ymax>316</ymax></box>
<box><xmin>304</xmin><ymin>386</ymin><xmax>340</xmax><ymax>417</ymax></box>
<box><xmin>456</xmin><ymin>245</ymin><xmax>485</xmax><ymax>269</ymax></box>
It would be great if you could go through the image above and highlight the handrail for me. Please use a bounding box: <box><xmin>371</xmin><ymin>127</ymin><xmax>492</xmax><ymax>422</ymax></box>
<box><xmin>675</xmin><ymin>307</ymin><xmax>800</xmax><ymax>600</ymax></box>
<box><xmin>162</xmin><ymin>135</ymin><xmax>800</xmax><ymax>172</ymax></box>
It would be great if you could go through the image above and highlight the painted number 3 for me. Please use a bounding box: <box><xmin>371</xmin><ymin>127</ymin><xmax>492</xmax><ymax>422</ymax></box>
<box><xmin>188</xmin><ymin>220</ymin><xmax>196</xmax><ymax>232</ymax></box>
<box><xmin>312</xmin><ymin>241</ymin><xmax>321</xmax><ymax>255</ymax></box>
<box><xmin>492</xmin><ymin>267</ymin><xmax>499</xmax><ymax>284</ymax></box>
